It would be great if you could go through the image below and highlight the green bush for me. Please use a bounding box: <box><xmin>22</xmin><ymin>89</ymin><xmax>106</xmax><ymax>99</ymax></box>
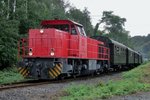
<box><xmin>0</xmin><ymin>20</ymin><xmax>19</xmax><ymax>69</ymax></box>
<box><xmin>0</xmin><ymin>67</ymin><xmax>24</xmax><ymax>84</ymax></box>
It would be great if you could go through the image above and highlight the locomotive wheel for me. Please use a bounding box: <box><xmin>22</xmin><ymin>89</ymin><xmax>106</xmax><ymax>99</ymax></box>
<box><xmin>60</xmin><ymin>76</ymin><xmax>65</xmax><ymax>80</ymax></box>
<box><xmin>73</xmin><ymin>75</ymin><xmax>77</xmax><ymax>78</ymax></box>
<box><xmin>57</xmin><ymin>74</ymin><xmax>65</xmax><ymax>80</ymax></box>
<box><xmin>95</xmin><ymin>70</ymin><xmax>100</xmax><ymax>75</ymax></box>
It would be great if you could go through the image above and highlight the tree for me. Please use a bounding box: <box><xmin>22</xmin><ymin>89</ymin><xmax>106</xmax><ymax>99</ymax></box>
<box><xmin>101</xmin><ymin>11</ymin><xmax>126</xmax><ymax>33</ymax></box>
<box><xmin>0</xmin><ymin>0</ymin><xmax>96</xmax><ymax>69</ymax></box>
<box><xmin>0</xmin><ymin>20</ymin><xmax>19</xmax><ymax>69</ymax></box>
<box><xmin>98</xmin><ymin>11</ymin><xmax>131</xmax><ymax>47</ymax></box>
<box><xmin>131</xmin><ymin>34</ymin><xmax>150</xmax><ymax>60</ymax></box>
<box><xmin>82</xmin><ymin>8</ymin><xmax>93</xmax><ymax>36</ymax></box>
<box><xmin>67</xmin><ymin>7</ymin><xmax>94</xmax><ymax>36</ymax></box>
<box><xmin>0</xmin><ymin>0</ymin><xmax>7</xmax><ymax>19</ymax></box>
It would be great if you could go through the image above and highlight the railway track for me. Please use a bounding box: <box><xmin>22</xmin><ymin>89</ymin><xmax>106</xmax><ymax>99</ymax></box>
<box><xmin>0</xmin><ymin>80</ymin><xmax>51</xmax><ymax>91</ymax></box>
<box><xmin>0</xmin><ymin>69</ymin><xmax>127</xmax><ymax>91</ymax></box>
<box><xmin>0</xmin><ymin>76</ymin><xmax>93</xmax><ymax>91</ymax></box>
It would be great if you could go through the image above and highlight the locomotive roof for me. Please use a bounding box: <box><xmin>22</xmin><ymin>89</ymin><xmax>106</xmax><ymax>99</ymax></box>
<box><xmin>41</xmin><ymin>19</ymin><xmax>83</xmax><ymax>27</ymax></box>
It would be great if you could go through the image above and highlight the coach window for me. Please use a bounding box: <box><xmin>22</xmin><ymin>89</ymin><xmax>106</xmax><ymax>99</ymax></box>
<box><xmin>131</xmin><ymin>52</ymin><xmax>133</xmax><ymax>57</ymax></box>
<box><xmin>116</xmin><ymin>47</ymin><xmax>119</xmax><ymax>53</ymax></box>
<box><xmin>102</xmin><ymin>48</ymin><xmax>104</xmax><ymax>53</ymax></box>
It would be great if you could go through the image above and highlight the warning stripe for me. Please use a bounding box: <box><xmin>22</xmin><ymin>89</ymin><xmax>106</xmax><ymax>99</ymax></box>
<box><xmin>54</xmin><ymin>67</ymin><xmax>60</xmax><ymax>75</ymax></box>
<box><xmin>58</xmin><ymin>63</ymin><xmax>62</xmax><ymax>68</ymax></box>
<box><xmin>20</xmin><ymin>68</ymin><xmax>26</xmax><ymax>74</ymax></box>
<box><xmin>49</xmin><ymin>63</ymin><xmax>62</xmax><ymax>79</ymax></box>
<box><xmin>50</xmin><ymin>69</ymin><xmax>58</xmax><ymax>77</ymax></box>
<box><xmin>55</xmin><ymin>64</ymin><xmax>61</xmax><ymax>72</ymax></box>
<box><xmin>49</xmin><ymin>70</ymin><xmax>55</xmax><ymax>78</ymax></box>
<box><xmin>18</xmin><ymin>67</ymin><xmax>29</xmax><ymax>77</ymax></box>
<box><xmin>24</xmin><ymin>71</ymin><xmax>29</xmax><ymax>77</ymax></box>
<box><xmin>21</xmin><ymin>69</ymin><xmax>26</xmax><ymax>74</ymax></box>
<box><xmin>18</xmin><ymin>67</ymin><xmax>22</xmax><ymax>71</ymax></box>
<box><xmin>22</xmin><ymin>69</ymin><xmax>28</xmax><ymax>76</ymax></box>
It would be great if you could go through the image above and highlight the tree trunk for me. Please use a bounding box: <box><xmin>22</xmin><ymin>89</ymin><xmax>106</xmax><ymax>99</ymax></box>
<box><xmin>25</xmin><ymin>0</ymin><xmax>28</xmax><ymax>19</ymax></box>
<box><xmin>13</xmin><ymin>0</ymin><xmax>16</xmax><ymax>13</ymax></box>
<box><xmin>6</xmin><ymin>0</ymin><xmax>10</xmax><ymax>19</ymax></box>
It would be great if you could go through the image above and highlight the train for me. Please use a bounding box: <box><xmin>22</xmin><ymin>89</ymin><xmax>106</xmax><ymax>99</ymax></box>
<box><xmin>18</xmin><ymin>19</ymin><xmax>142</xmax><ymax>79</ymax></box>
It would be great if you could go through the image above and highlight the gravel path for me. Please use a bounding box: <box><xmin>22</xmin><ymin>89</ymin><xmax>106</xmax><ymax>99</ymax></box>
<box><xmin>0</xmin><ymin>73</ymin><xmax>121</xmax><ymax>100</ymax></box>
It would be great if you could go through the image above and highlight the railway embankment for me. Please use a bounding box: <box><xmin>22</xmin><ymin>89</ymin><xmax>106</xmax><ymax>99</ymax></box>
<box><xmin>60</xmin><ymin>62</ymin><xmax>150</xmax><ymax>100</ymax></box>
<box><xmin>0</xmin><ymin>62</ymin><xmax>150</xmax><ymax>100</ymax></box>
<box><xmin>0</xmin><ymin>67</ymin><xmax>24</xmax><ymax>84</ymax></box>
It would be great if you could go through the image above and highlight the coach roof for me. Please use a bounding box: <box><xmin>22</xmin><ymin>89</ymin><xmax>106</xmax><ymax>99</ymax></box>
<box><xmin>110</xmin><ymin>39</ymin><xmax>127</xmax><ymax>48</ymax></box>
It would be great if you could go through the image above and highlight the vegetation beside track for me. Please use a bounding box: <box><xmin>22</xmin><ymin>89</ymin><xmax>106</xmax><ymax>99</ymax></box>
<box><xmin>61</xmin><ymin>62</ymin><xmax>150</xmax><ymax>100</ymax></box>
<box><xmin>0</xmin><ymin>67</ymin><xmax>24</xmax><ymax>85</ymax></box>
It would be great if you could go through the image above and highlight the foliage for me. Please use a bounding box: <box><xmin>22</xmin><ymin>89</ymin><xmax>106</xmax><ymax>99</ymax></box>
<box><xmin>67</xmin><ymin>7</ymin><xmax>94</xmax><ymax>36</ymax></box>
<box><xmin>61</xmin><ymin>62</ymin><xmax>150</xmax><ymax>100</ymax></box>
<box><xmin>0</xmin><ymin>0</ymin><xmax>95</xmax><ymax>69</ymax></box>
<box><xmin>101</xmin><ymin>11</ymin><xmax>126</xmax><ymax>33</ymax></box>
<box><xmin>0</xmin><ymin>67</ymin><xmax>24</xmax><ymax>84</ymax></box>
<box><xmin>0</xmin><ymin>20</ymin><xmax>19</xmax><ymax>69</ymax></box>
<box><xmin>96</xmin><ymin>11</ymin><xmax>132</xmax><ymax>47</ymax></box>
<box><xmin>131</xmin><ymin>34</ymin><xmax>150</xmax><ymax>60</ymax></box>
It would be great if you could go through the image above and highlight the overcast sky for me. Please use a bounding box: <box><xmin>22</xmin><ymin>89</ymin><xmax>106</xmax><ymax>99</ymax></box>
<box><xmin>65</xmin><ymin>0</ymin><xmax>150</xmax><ymax>37</ymax></box>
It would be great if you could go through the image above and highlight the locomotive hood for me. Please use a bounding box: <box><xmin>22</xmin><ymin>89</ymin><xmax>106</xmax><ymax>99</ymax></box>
<box><xmin>28</xmin><ymin>28</ymin><xmax>69</xmax><ymax>57</ymax></box>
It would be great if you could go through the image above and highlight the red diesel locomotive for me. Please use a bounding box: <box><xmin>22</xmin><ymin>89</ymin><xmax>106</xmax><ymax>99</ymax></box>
<box><xmin>18</xmin><ymin>19</ymin><xmax>110</xmax><ymax>79</ymax></box>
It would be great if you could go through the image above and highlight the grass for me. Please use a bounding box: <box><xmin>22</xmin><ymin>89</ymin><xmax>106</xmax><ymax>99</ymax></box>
<box><xmin>61</xmin><ymin>62</ymin><xmax>150</xmax><ymax>100</ymax></box>
<box><xmin>0</xmin><ymin>67</ymin><xmax>24</xmax><ymax>84</ymax></box>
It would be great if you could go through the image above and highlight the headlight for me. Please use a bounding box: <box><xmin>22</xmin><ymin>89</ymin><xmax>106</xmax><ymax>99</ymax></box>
<box><xmin>40</xmin><ymin>29</ymin><xmax>44</xmax><ymax>34</ymax></box>
<box><xmin>50</xmin><ymin>52</ymin><xmax>55</xmax><ymax>56</ymax></box>
<box><xmin>29</xmin><ymin>52</ymin><xmax>33</xmax><ymax>56</ymax></box>
<box><xmin>29</xmin><ymin>48</ymin><xmax>33</xmax><ymax>56</ymax></box>
<box><xmin>50</xmin><ymin>48</ymin><xmax>55</xmax><ymax>56</ymax></box>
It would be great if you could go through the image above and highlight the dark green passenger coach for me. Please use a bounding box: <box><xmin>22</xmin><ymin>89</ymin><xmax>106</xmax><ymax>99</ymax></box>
<box><xmin>92</xmin><ymin>36</ymin><xmax>142</xmax><ymax>69</ymax></box>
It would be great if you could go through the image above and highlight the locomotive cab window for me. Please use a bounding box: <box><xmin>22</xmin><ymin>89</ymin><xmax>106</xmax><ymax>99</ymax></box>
<box><xmin>71</xmin><ymin>25</ymin><xmax>77</xmax><ymax>35</ymax></box>
<box><xmin>77</xmin><ymin>26</ymin><xmax>86</xmax><ymax>36</ymax></box>
<box><xmin>42</xmin><ymin>24</ymin><xmax>69</xmax><ymax>32</ymax></box>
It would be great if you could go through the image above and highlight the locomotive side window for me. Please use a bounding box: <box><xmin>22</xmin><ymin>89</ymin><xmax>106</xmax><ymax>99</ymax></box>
<box><xmin>106</xmin><ymin>49</ymin><xmax>108</xmax><ymax>54</ymax></box>
<box><xmin>102</xmin><ymin>48</ymin><xmax>104</xmax><ymax>53</ymax></box>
